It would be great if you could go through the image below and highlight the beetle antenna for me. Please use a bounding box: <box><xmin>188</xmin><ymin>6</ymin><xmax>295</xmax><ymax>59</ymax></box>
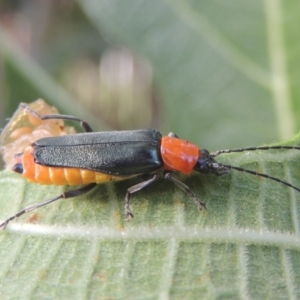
<box><xmin>212</xmin><ymin>145</ymin><xmax>300</xmax><ymax>157</ymax></box>
<box><xmin>219</xmin><ymin>163</ymin><xmax>300</xmax><ymax>192</ymax></box>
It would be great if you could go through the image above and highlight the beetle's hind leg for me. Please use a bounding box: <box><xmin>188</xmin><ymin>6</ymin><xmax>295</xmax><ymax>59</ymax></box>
<box><xmin>0</xmin><ymin>183</ymin><xmax>97</xmax><ymax>229</ymax></box>
<box><xmin>21</xmin><ymin>103</ymin><xmax>94</xmax><ymax>132</ymax></box>
<box><xmin>125</xmin><ymin>174</ymin><xmax>160</xmax><ymax>219</ymax></box>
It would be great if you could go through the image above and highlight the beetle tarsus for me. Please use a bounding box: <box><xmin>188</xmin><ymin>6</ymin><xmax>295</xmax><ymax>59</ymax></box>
<box><xmin>196</xmin><ymin>199</ymin><xmax>206</xmax><ymax>210</ymax></box>
<box><xmin>125</xmin><ymin>211</ymin><xmax>134</xmax><ymax>220</ymax></box>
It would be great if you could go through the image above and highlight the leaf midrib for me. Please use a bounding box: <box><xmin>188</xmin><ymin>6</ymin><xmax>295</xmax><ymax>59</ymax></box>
<box><xmin>4</xmin><ymin>224</ymin><xmax>300</xmax><ymax>250</ymax></box>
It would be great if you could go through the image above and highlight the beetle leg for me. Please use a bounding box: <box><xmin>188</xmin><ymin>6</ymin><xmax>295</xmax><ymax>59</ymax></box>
<box><xmin>164</xmin><ymin>172</ymin><xmax>206</xmax><ymax>210</ymax></box>
<box><xmin>0</xmin><ymin>183</ymin><xmax>97</xmax><ymax>229</ymax></box>
<box><xmin>21</xmin><ymin>104</ymin><xmax>94</xmax><ymax>132</ymax></box>
<box><xmin>125</xmin><ymin>174</ymin><xmax>160</xmax><ymax>219</ymax></box>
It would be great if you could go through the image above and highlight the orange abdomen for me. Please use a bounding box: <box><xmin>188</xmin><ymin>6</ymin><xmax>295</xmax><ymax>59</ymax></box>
<box><xmin>14</xmin><ymin>147</ymin><xmax>124</xmax><ymax>185</ymax></box>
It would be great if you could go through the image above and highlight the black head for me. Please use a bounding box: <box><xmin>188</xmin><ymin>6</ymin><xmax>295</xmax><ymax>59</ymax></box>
<box><xmin>192</xmin><ymin>146</ymin><xmax>300</xmax><ymax>194</ymax></box>
<box><xmin>193</xmin><ymin>149</ymin><xmax>229</xmax><ymax>176</ymax></box>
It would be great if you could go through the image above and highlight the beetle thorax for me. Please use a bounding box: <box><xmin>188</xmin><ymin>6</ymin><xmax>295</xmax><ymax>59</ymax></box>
<box><xmin>161</xmin><ymin>136</ymin><xmax>199</xmax><ymax>174</ymax></box>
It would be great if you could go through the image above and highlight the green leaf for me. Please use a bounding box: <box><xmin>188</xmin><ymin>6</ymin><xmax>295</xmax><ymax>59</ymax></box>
<box><xmin>1</xmin><ymin>1</ymin><xmax>300</xmax><ymax>299</ymax></box>
<box><xmin>1</xmin><ymin>135</ymin><xmax>300</xmax><ymax>299</ymax></box>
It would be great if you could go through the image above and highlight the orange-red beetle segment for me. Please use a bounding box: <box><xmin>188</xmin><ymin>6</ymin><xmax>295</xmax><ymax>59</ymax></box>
<box><xmin>80</xmin><ymin>169</ymin><xmax>96</xmax><ymax>184</ymax></box>
<box><xmin>22</xmin><ymin>148</ymin><xmax>38</xmax><ymax>183</ymax></box>
<box><xmin>63</xmin><ymin>168</ymin><xmax>83</xmax><ymax>185</ymax></box>
<box><xmin>161</xmin><ymin>136</ymin><xmax>199</xmax><ymax>175</ymax></box>
<box><xmin>35</xmin><ymin>163</ymin><xmax>52</xmax><ymax>184</ymax></box>
<box><xmin>50</xmin><ymin>167</ymin><xmax>69</xmax><ymax>185</ymax></box>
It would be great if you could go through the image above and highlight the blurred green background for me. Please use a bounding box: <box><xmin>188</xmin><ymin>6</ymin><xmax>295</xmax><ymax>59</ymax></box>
<box><xmin>1</xmin><ymin>0</ymin><xmax>299</xmax><ymax>160</ymax></box>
